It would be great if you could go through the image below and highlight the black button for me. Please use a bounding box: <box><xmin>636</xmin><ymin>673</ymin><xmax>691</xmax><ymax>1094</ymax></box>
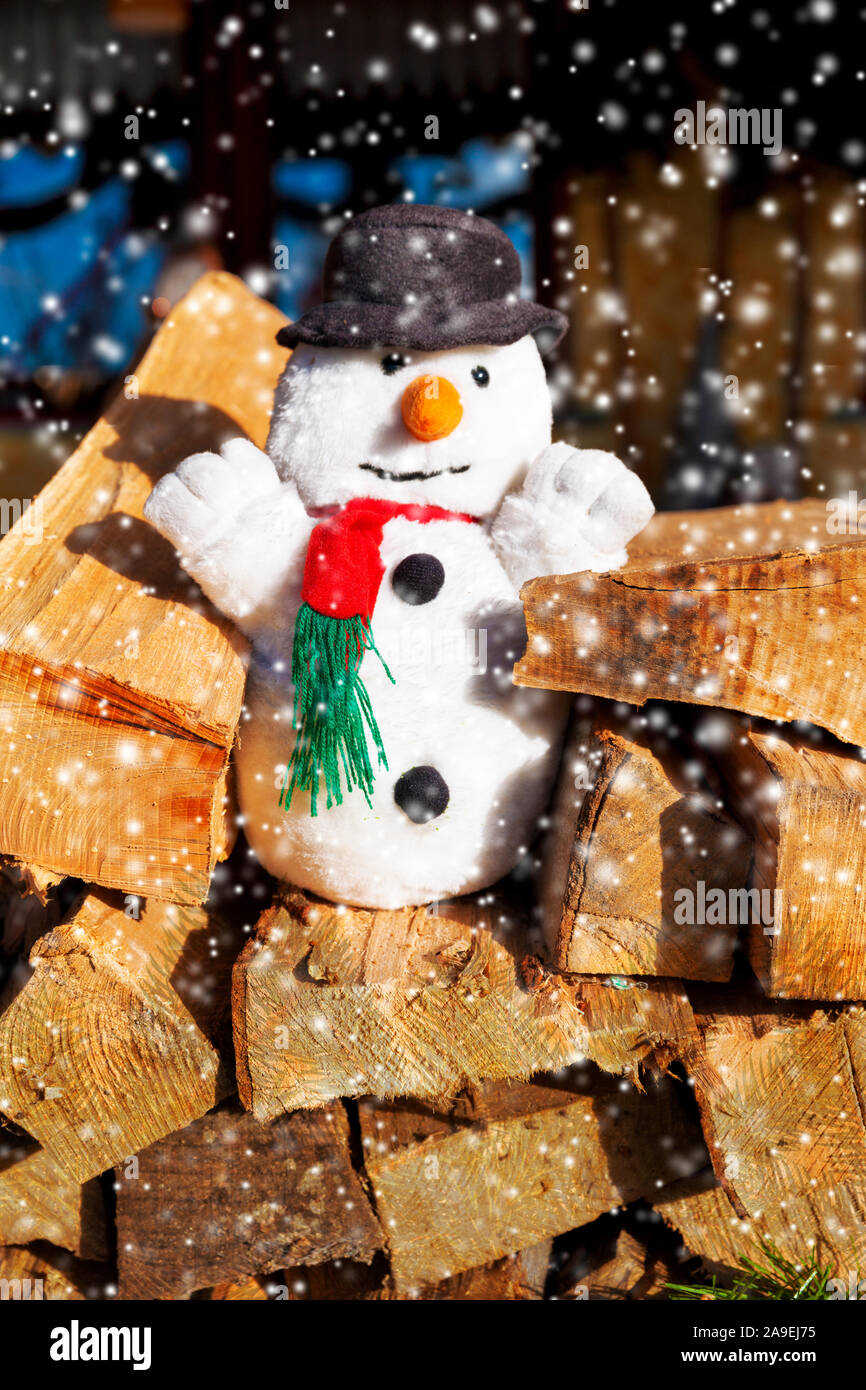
<box><xmin>391</xmin><ymin>553</ymin><xmax>445</xmax><ymax>605</ymax></box>
<box><xmin>394</xmin><ymin>766</ymin><xmax>450</xmax><ymax>823</ymax></box>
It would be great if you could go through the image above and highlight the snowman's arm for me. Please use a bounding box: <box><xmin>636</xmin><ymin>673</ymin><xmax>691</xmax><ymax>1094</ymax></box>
<box><xmin>144</xmin><ymin>438</ymin><xmax>314</xmax><ymax>644</ymax></box>
<box><xmin>490</xmin><ymin>442</ymin><xmax>654</xmax><ymax>590</ymax></box>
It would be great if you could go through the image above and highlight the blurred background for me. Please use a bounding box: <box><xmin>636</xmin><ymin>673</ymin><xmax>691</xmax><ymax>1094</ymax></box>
<box><xmin>1</xmin><ymin>0</ymin><xmax>865</xmax><ymax>511</ymax></box>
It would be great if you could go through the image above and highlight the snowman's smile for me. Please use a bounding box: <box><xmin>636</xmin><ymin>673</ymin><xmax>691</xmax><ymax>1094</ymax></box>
<box><xmin>359</xmin><ymin>462</ymin><xmax>471</xmax><ymax>483</ymax></box>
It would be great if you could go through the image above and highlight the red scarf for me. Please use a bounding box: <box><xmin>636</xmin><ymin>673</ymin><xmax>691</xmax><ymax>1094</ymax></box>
<box><xmin>280</xmin><ymin>498</ymin><xmax>479</xmax><ymax>817</ymax></box>
<box><xmin>303</xmin><ymin>497</ymin><xmax>479</xmax><ymax>620</ymax></box>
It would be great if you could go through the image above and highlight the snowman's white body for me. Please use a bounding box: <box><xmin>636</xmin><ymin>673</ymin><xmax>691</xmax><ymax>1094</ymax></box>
<box><xmin>145</xmin><ymin>337</ymin><xmax>653</xmax><ymax>908</ymax></box>
<box><xmin>241</xmin><ymin>516</ymin><xmax>567</xmax><ymax>906</ymax></box>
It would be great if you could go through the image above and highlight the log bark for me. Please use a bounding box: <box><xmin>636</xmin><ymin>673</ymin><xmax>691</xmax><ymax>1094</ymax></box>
<box><xmin>0</xmin><ymin>888</ymin><xmax>235</xmax><ymax>1181</ymax></box>
<box><xmin>233</xmin><ymin>888</ymin><xmax>699</xmax><ymax>1118</ymax></box>
<box><xmin>0</xmin><ymin>1135</ymin><xmax>108</xmax><ymax>1259</ymax></box>
<box><xmin>541</xmin><ymin>707</ymin><xmax>750</xmax><ymax>979</ymax></box>
<box><xmin>690</xmin><ymin>997</ymin><xmax>866</xmax><ymax>1274</ymax></box>
<box><xmin>716</xmin><ymin>727</ymin><xmax>866</xmax><ymax>1000</ymax></box>
<box><xmin>517</xmin><ymin>499</ymin><xmax>866</xmax><ymax>749</ymax></box>
<box><xmin>0</xmin><ymin>272</ymin><xmax>287</xmax><ymax>904</ymax></box>
<box><xmin>360</xmin><ymin>1073</ymin><xmax>706</xmax><ymax>1292</ymax></box>
<box><xmin>115</xmin><ymin>1101</ymin><xmax>382</xmax><ymax>1299</ymax></box>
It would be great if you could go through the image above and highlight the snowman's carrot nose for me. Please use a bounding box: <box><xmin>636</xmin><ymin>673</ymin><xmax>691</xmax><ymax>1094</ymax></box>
<box><xmin>401</xmin><ymin>375</ymin><xmax>463</xmax><ymax>441</ymax></box>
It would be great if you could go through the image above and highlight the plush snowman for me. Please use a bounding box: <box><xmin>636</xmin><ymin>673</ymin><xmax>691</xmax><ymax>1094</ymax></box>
<box><xmin>145</xmin><ymin>205</ymin><xmax>653</xmax><ymax>909</ymax></box>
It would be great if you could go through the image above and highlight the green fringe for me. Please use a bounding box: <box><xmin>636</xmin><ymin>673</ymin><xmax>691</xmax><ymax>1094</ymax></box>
<box><xmin>279</xmin><ymin>603</ymin><xmax>394</xmax><ymax>816</ymax></box>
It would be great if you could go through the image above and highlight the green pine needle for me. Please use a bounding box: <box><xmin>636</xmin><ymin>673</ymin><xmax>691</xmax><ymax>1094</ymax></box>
<box><xmin>666</xmin><ymin>1238</ymin><xmax>837</xmax><ymax>1301</ymax></box>
<box><xmin>279</xmin><ymin>603</ymin><xmax>394</xmax><ymax>817</ymax></box>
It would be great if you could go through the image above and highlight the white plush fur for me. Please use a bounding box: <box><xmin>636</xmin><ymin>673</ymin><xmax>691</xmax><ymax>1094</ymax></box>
<box><xmin>491</xmin><ymin>441</ymin><xmax>655</xmax><ymax>588</ymax></box>
<box><xmin>144</xmin><ymin>336</ymin><xmax>653</xmax><ymax>907</ymax></box>
<box><xmin>266</xmin><ymin>339</ymin><xmax>552</xmax><ymax>518</ymax></box>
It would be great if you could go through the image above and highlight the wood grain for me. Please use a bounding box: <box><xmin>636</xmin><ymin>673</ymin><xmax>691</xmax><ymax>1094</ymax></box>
<box><xmin>0</xmin><ymin>1135</ymin><xmax>107</xmax><ymax>1260</ymax></box>
<box><xmin>115</xmin><ymin>1101</ymin><xmax>382</xmax><ymax>1299</ymax></box>
<box><xmin>233</xmin><ymin>887</ymin><xmax>699</xmax><ymax>1118</ymax></box>
<box><xmin>657</xmin><ymin>1170</ymin><xmax>762</xmax><ymax>1277</ymax></box>
<box><xmin>690</xmin><ymin>999</ymin><xmax>866</xmax><ymax>1274</ymax></box>
<box><xmin>517</xmin><ymin>499</ymin><xmax>866</xmax><ymax>747</ymax></box>
<box><xmin>0</xmin><ymin>272</ymin><xmax>288</xmax><ymax>903</ymax></box>
<box><xmin>361</xmin><ymin>1075</ymin><xmax>706</xmax><ymax>1292</ymax></box>
<box><xmin>0</xmin><ymin>888</ymin><xmax>235</xmax><ymax>1181</ymax></box>
<box><xmin>718</xmin><ymin>727</ymin><xmax>866</xmax><ymax>1000</ymax></box>
<box><xmin>541</xmin><ymin>709</ymin><xmax>750</xmax><ymax>978</ymax></box>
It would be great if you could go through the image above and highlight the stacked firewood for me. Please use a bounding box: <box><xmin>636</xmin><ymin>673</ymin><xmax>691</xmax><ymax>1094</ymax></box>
<box><xmin>0</xmin><ymin>273</ymin><xmax>863</xmax><ymax>1301</ymax></box>
<box><xmin>563</xmin><ymin>151</ymin><xmax>866</xmax><ymax>508</ymax></box>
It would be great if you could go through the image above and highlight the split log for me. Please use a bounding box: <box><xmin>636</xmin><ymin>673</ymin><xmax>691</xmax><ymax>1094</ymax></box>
<box><xmin>558</xmin><ymin>1228</ymin><xmax>673</xmax><ymax>1300</ymax></box>
<box><xmin>716</xmin><ymin>726</ymin><xmax>866</xmax><ymax>1000</ymax></box>
<box><xmin>541</xmin><ymin>707</ymin><xmax>750</xmax><ymax>979</ymax></box>
<box><xmin>0</xmin><ymin>888</ymin><xmax>235</xmax><ymax>1181</ymax></box>
<box><xmin>233</xmin><ymin>888</ymin><xmax>699</xmax><ymax>1118</ymax></box>
<box><xmin>721</xmin><ymin>189</ymin><xmax>800</xmax><ymax>445</ymax></box>
<box><xmin>517</xmin><ymin>499</ymin><xmax>866</xmax><ymax>749</ymax></box>
<box><xmin>656</xmin><ymin>1169</ymin><xmax>761</xmax><ymax>1277</ymax></box>
<box><xmin>573</xmin><ymin>974</ymin><xmax>698</xmax><ymax>1080</ymax></box>
<box><xmin>0</xmin><ymin>1135</ymin><xmax>108</xmax><ymax>1259</ymax></box>
<box><xmin>115</xmin><ymin>1101</ymin><xmax>382</xmax><ymax>1300</ymax></box>
<box><xmin>0</xmin><ymin>1243</ymin><xmax>110</xmax><ymax>1300</ymax></box>
<box><xmin>360</xmin><ymin>1073</ymin><xmax>706</xmax><ymax>1292</ymax></box>
<box><xmin>0</xmin><ymin>272</ymin><xmax>287</xmax><ymax>904</ymax></box>
<box><xmin>690</xmin><ymin>998</ymin><xmax>866</xmax><ymax>1273</ymax></box>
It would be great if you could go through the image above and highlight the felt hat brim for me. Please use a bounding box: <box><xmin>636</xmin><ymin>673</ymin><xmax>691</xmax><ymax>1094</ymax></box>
<box><xmin>276</xmin><ymin>296</ymin><xmax>568</xmax><ymax>354</ymax></box>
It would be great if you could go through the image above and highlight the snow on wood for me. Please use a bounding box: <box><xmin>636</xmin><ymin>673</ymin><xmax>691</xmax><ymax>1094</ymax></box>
<box><xmin>0</xmin><ymin>889</ymin><xmax>236</xmax><ymax>1182</ymax></box>
<box><xmin>716</xmin><ymin>726</ymin><xmax>866</xmax><ymax>1000</ymax></box>
<box><xmin>0</xmin><ymin>272</ymin><xmax>287</xmax><ymax>904</ymax></box>
<box><xmin>541</xmin><ymin>705</ymin><xmax>750</xmax><ymax>979</ymax></box>
<box><xmin>115</xmin><ymin>1101</ymin><xmax>382</xmax><ymax>1299</ymax></box>
<box><xmin>690</xmin><ymin>998</ymin><xmax>866</xmax><ymax>1273</ymax></box>
<box><xmin>360</xmin><ymin>1073</ymin><xmax>706</xmax><ymax>1292</ymax></box>
<box><xmin>233</xmin><ymin>887</ymin><xmax>698</xmax><ymax>1118</ymax></box>
<box><xmin>0</xmin><ymin>1135</ymin><xmax>108</xmax><ymax>1260</ymax></box>
<box><xmin>517</xmin><ymin>500</ymin><xmax>866</xmax><ymax>747</ymax></box>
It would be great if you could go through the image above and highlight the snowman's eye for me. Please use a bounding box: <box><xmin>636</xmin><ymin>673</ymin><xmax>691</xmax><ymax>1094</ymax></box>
<box><xmin>381</xmin><ymin>352</ymin><xmax>409</xmax><ymax>375</ymax></box>
<box><xmin>471</xmin><ymin>365</ymin><xmax>490</xmax><ymax>388</ymax></box>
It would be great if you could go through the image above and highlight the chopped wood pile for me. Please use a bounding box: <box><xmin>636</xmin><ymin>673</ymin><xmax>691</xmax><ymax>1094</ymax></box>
<box><xmin>0</xmin><ymin>272</ymin><xmax>861</xmax><ymax>1301</ymax></box>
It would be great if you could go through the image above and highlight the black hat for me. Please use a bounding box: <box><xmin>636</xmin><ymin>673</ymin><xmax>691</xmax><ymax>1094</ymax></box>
<box><xmin>276</xmin><ymin>204</ymin><xmax>567</xmax><ymax>354</ymax></box>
